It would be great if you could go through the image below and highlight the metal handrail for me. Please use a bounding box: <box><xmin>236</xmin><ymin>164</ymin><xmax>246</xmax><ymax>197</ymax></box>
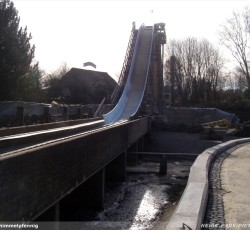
<box><xmin>111</xmin><ymin>22</ymin><xmax>138</xmax><ymax>105</ymax></box>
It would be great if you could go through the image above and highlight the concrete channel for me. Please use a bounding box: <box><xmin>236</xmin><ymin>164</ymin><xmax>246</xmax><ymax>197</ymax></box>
<box><xmin>166</xmin><ymin>137</ymin><xmax>250</xmax><ymax>230</ymax></box>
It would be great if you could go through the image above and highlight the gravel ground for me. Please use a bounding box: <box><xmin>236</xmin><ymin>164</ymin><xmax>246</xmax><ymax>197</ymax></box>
<box><xmin>94</xmin><ymin>159</ymin><xmax>193</xmax><ymax>230</ymax></box>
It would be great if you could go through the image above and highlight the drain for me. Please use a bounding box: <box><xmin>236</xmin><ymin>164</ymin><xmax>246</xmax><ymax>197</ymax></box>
<box><xmin>202</xmin><ymin>145</ymin><xmax>243</xmax><ymax>229</ymax></box>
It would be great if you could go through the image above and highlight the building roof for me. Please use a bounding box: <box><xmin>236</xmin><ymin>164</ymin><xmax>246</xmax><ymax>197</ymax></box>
<box><xmin>61</xmin><ymin>68</ymin><xmax>117</xmax><ymax>104</ymax></box>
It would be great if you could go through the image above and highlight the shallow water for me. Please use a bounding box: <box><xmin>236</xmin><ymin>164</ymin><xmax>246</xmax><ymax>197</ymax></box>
<box><xmin>56</xmin><ymin>159</ymin><xmax>193</xmax><ymax>230</ymax></box>
<box><xmin>95</xmin><ymin>159</ymin><xmax>193</xmax><ymax>230</ymax></box>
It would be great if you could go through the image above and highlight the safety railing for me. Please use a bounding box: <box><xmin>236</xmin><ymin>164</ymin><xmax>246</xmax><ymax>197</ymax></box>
<box><xmin>111</xmin><ymin>22</ymin><xmax>138</xmax><ymax>105</ymax></box>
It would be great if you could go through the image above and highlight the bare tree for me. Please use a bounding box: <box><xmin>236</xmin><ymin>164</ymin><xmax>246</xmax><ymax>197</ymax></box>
<box><xmin>43</xmin><ymin>63</ymin><xmax>70</xmax><ymax>102</ymax></box>
<box><xmin>165</xmin><ymin>38</ymin><xmax>224</xmax><ymax>106</ymax></box>
<box><xmin>219</xmin><ymin>8</ymin><xmax>250</xmax><ymax>96</ymax></box>
<box><xmin>234</xmin><ymin>67</ymin><xmax>248</xmax><ymax>92</ymax></box>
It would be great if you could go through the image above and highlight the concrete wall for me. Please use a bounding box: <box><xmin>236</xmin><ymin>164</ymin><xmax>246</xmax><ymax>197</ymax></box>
<box><xmin>165</xmin><ymin>107</ymin><xmax>235</xmax><ymax>125</ymax></box>
<box><xmin>0</xmin><ymin>117</ymin><xmax>149</xmax><ymax>221</ymax></box>
<box><xmin>167</xmin><ymin>138</ymin><xmax>250</xmax><ymax>230</ymax></box>
<box><xmin>0</xmin><ymin>101</ymin><xmax>113</xmax><ymax>128</ymax></box>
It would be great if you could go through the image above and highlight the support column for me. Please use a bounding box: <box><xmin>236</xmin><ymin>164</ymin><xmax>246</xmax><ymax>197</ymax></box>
<box><xmin>84</xmin><ymin>168</ymin><xmax>105</xmax><ymax>210</ymax></box>
<box><xmin>106</xmin><ymin>151</ymin><xmax>127</xmax><ymax>182</ymax></box>
<box><xmin>54</xmin><ymin>203</ymin><xmax>60</xmax><ymax>230</ymax></box>
<box><xmin>59</xmin><ymin>168</ymin><xmax>105</xmax><ymax>221</ymax></box>
<box><xmin>127</xmin><ymin>142</ymin><xmax>139</xmax><ymax>165</ymax></box>
<box><xmin>127</xmin><ymin>135</ymin><xmax>145</xmax><ymax>166</ymax></box>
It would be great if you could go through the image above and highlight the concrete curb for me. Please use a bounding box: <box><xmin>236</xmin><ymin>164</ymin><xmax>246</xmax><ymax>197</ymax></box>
<box><xmin>166</xmin><ymin>137</ymin><xmax>250</xmax><ymax>230</ymax></box>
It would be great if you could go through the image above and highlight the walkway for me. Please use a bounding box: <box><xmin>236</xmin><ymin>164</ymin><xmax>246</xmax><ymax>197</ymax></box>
<box><xmin>166</xmin><ymin>139</ymin><xmax>250</xmax><ymax>230</ymax></box>
<box><xmin>221</xmin><ymin>143</ymin><xmax>250</xmax><ymax>228</ymax></box>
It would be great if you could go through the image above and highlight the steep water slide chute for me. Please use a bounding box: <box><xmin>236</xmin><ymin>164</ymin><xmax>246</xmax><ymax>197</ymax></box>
<box><xmin>104</xmin><ymin>25</ymin><xmax>154</xmax><ymax>124</ymax></box>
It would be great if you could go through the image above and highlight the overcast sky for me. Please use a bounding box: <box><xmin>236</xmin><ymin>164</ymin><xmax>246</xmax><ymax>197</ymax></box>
<box><xmin>13</xmin><ymin>0</ymin><xmax>250</xmax><ymax>80</ymax></box>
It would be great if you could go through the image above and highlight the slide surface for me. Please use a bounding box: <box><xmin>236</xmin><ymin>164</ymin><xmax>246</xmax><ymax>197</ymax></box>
<box><xmin>104</xmin><ymin>25</ymin><xmax>154</xmax><ymax>124</ymax></box>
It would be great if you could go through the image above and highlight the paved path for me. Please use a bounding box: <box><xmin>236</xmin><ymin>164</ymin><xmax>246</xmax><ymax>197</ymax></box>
<box><xmin>221</xmin><ymin>144</ymin><xmax>250</xmax><ymax>228</ymax></box>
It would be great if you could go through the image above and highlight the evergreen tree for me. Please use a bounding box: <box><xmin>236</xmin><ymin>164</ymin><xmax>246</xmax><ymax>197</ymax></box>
<box><xmin>15</xmin><ymin>63</ymin><xmax>45</xmax><ymax>102</ymax></box>
<box><xmin>0</xmin><ymin>0</ymin><xmax>35</xmax><ymax>100</ymax></box>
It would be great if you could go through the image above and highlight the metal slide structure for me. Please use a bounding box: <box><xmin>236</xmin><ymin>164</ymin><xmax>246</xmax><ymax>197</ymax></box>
<box><xmin>104</xmin><ymin>25</ymin><xmax>154</xmax><ymax>124</ymax></box>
